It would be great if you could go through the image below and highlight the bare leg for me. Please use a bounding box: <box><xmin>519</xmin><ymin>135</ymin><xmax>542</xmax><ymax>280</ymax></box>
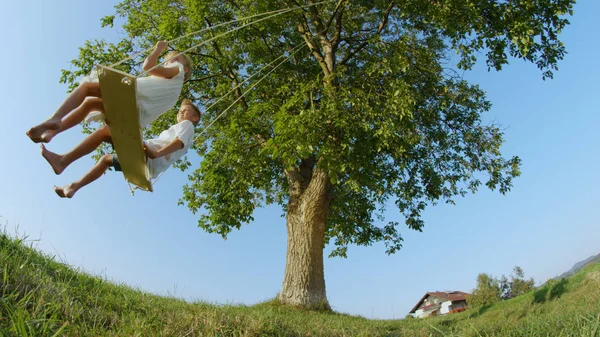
<box><xmin>41</xmin><ymin>126</ymin><xmax>111</xmax><ymax>175</ymax></box>
<box><xmin>27</xmin><ymin>82</ymin><xmax>102</xmax><ymax>143</ymax></box>
<box><xmin>54</xmin><ymin>154</ymin><xmax>114</xmax><ymax>198</ymax></box>
<box><xmin>40</xmin><ymin>97</ymin><xmax>104</xmax><ymax>143</ymax></box>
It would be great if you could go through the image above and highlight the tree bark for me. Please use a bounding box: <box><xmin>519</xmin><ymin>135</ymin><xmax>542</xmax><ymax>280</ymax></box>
<box><xmin>279</xmin><ymin>165</ymin><xmax>331</xmax><ymax>308</ymax></box>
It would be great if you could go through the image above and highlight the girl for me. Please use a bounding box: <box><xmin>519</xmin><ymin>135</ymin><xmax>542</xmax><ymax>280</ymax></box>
<box><xmin>44</xmin><ymin>100</ymin><xmax>201</xmax><ymax>198</ymax></box>
<box><xmin>26</xmin><ymin>40</ymin><xmax>193</xmax><ymax>143</ymax></box>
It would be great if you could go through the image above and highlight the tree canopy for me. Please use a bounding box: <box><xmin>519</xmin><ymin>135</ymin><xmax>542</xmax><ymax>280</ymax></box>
<box><xmin>62</xmin><ymin>0</ymin><xmax>574</xmax><ymax>259</ymax></box>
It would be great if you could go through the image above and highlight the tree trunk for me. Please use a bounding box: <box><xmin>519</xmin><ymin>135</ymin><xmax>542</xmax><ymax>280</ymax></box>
<box><xmin>279</xmin><ymin>167</ymin><xmax>331</xmax><ymax>309</ymax></box>
<box><xmin>280</xmin><ymin>8</ymin><xmax>337</xmax><ymax>308</ymax></box>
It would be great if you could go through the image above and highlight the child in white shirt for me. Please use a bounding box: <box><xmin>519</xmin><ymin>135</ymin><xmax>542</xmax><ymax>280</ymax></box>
<box><xmin>42</xmin><ymin>99</ymin><xmax>200</xmax><ymax>198</ymax></box>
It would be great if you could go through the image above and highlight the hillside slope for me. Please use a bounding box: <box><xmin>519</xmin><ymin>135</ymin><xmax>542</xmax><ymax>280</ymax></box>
<box><xmin>1</xmin><ymin>231</ymin><xmax>599</xmax><ymax>336</ymax></box>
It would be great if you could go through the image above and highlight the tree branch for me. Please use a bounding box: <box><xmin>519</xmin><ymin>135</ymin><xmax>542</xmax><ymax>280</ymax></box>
<box><xmin>340</xmin><ymin>1</ymin><xmax>394</xmax><ymax>66</ymax></box>
<box><xmin>307</xmin><ymin>0</ymin><xmax>327</xmax><ymax>40</ymax></box>
<box><xmin>247</xmin><ymin>25</ymin><xmax>276</xmax><ymax>56</ymax></box>
<box><xmin>285</xmin><ymin>156</ymin><xmax>317</xmax><ymax>198</ymax></box>
<box><xmin>186</xmin><ymin>72</ymin><xmax>224</xmax><ymax>83</ymax></box>
<box><xmin>325</xmin><ymin>0</ymin><xmax>343</xmax><ymax>28</ymax></box>
<box><xmin>329</xmin><ymin>0</ymin><xmax>346</xmax><ymax>47</ymax></box>
<box><xmin>298</xmin><ymin>21</ymin><xmax>330</xmax><ymax>76</ymax></box>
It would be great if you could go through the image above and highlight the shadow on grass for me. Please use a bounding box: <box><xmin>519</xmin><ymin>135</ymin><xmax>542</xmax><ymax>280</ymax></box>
<box><xmin>549</xmin><ymin>278</ymin><xmax>568</xmax><ymax>300</ymax></box>
<box><xmin>437</xmin><ymin>319</ymin><xmax>454</xmax><ymax>326</ymax></box>
<box><xmin>533</xmin><ymin>278</ymin><xmax>568</xmax><ymax>304</ymax></box>
<box><xmin>466</xmin><ymin>304</ymin><xmax>492</xmax><ymax>319</ymax></box>
<box><xmin>475</xmin><ymin>304</ymin><xmax>492</xmax><ymax>317</ymax></box>
<box><xmin>533</xmin><ymin>287</ymin><xmax>548</xmax><ymax>304</ymax></box>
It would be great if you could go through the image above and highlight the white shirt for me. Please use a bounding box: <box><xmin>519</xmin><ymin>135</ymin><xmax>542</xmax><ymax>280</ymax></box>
<box><xmin>145</xmin><ymin>120</ymin><xmax>195</xmax><ymax>179</ymax></box>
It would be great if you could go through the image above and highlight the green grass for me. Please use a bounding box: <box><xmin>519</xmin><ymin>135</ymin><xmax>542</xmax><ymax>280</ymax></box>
<box><xmin>1</xmin><ymin>230</ymin><xmax>599</xmax><ymax>337</ymax></box>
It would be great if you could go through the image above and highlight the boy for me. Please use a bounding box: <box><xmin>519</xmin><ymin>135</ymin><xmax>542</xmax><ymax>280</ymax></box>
<box><xmin>42</xmin><ymin>99</ymin><xmax>201</xmax><ymax>198</ymax></box>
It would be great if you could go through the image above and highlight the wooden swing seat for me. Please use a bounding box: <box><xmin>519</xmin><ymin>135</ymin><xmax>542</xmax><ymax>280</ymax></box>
<box><xmin>97</xmin><ymin>65</ymin><xmax>153</xmax><ymax>192</ymax></box>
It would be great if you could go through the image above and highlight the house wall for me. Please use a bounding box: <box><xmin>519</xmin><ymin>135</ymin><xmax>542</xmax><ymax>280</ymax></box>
<box><xmin>422</xmin><ymin>296</ymin><xmax>441</xmax><ymax>307</ymax></box>
<box><xmin>440</xmin><ymin>300</ymin><xmax>452</xmax><ymax>314</ymax></box>
<box><xmin>414</xmin><ymin>308</ymin><xmax>439</xmax><ymax>318</ymax></box>
<box><xmin>422</xmin><ymin>310</ymin><xmax>437</xmax><ymax>318</ymax></box>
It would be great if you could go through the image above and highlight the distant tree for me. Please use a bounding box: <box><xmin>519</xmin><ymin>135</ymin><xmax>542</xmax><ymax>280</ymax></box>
<box><xmin>499</xmin><ymin>266</ymin><xmax>536</xmax><ymax>299</ymax></box>
<box><xmin>499</xmin><ymin>274</ymin><xmax>511</xmax><ymax>300</ymax></box>
<box><xmin>507</xmin><ymin>266</ymin><xmax>535</xmax><ymax>298</ymax></box>
<box><xmin>475</xmin><ymin>266</ymin><xmax>536</xmax><ymax>303</ymax></box>
<box><xmin>468</xmin><ymin>273</ymin><xmax>502</xmax><ymax>307</ymax></box>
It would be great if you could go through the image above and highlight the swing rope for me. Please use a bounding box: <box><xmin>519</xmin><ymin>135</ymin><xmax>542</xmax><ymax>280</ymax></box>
<box><xmin>109</xmin><ymin>0</ymin><xmax>336</xmax><ymax>71</ymax></box>
<box><xmin>194</xmin><ymin>42</ymin><xmax>309</xmax><ymax>136</ymax></box>
<box><xmin>148</xmin><ymin>41</ymin><xmax>310</xmax><ymax>188</ymax></box>
<box><xmin>138</xmin><ymin>0</ymin><xmax>336</xmax><ymax>78</ymax></box>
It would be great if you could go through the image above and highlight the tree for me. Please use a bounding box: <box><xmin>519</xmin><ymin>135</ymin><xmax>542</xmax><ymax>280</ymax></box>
<box><xmin>468</xmin><ymin>273</ymin><xmax>502</xmax><ymax>307</ymax></box>
<box><xmin>499</xmin><ymin>274</ymin><xmax>511</xmax><ymax>300</ymax></box>
<box><xmin>505</xmin><ymin>266</ymin><xmax>535</xmax><ymax>299</ymax></box>
<box><xmin>475</xmin><ymin>266</ymin><xmax>535</xmax><ymax>303</ymax></box>
<box><xmin>62</xmin><ymin>0</ymin><xmax>574</xmax><ymax>309</ymax></box>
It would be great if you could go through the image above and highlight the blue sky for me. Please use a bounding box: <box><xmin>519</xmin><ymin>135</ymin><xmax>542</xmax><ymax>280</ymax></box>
<box><xmin>0</xmin><ymin>0</ymin><xmax>598</xmax><ymax>320</ymax></box>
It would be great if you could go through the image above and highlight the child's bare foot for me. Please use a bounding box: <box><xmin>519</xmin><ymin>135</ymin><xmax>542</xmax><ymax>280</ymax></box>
<box><xmin>41</xmin><ymin>144</ymin><xmax>65</xmax><ymax>175</ymax></box>
<box><xmin>40</xmin><ymin>130</ymin><xmax>58</xmax><ymax>143</ymax></box>
<box><xmin>27</xmin><ymin>118</ymin><xmax>61</xmax><ymax>143</ymax></box>
<box><xmin>54</xmin><ymin>184</ymin><xmax>76</xmax><ymax>198</ymax></box>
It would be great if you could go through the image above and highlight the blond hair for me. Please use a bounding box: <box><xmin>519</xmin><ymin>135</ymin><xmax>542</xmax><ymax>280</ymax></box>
<box><xmin>166</xmin><ymin>50</ymin><xmax>194</xmax><ymax>81</ymax></box>
<box><xmin>181</xmin><ymin>98</ymin><xmax>201</xmax><ymax>126</ymax></box>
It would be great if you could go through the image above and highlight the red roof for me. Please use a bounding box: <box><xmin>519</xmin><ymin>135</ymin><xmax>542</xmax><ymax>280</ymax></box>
<box><xmin>427</xmin><ymin>291</ymin><xmax>469</xmax><ymax>302</ymax></box>
<box><xmin>408</xmin><ymin>291</ymin><xmax>470</xmax><ymax>314</ymax></box>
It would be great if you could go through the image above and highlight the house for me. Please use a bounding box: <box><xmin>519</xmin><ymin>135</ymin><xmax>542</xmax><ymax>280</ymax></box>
<box><xmin>408</xmin><ymin>291</ymin><xmax>469</xmax><ymax>318</ymax></box>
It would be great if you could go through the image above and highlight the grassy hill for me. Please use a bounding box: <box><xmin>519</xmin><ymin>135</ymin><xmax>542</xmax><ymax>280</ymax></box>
<box><xmin>1</xmin><ymin>231</ymin><xmax>599</xmax><ymax>337</ymax></box>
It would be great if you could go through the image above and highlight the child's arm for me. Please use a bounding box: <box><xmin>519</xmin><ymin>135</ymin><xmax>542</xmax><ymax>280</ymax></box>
<box><xmin>142</xmin><ymin>41</ymin><xmax>180</xmax><ymax>79</ymax></box>
<box><xmin>143</xmin><ymin>138</ymin><xmax>184</xmax><ymax>159</ymax></box>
